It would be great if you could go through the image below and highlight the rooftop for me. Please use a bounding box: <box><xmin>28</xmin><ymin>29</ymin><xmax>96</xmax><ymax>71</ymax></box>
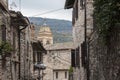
<box><xmin>44</xmin><ymin>42</ymin><xmax>75</xmax><ymax>50</ymax></box>
<box><xmin>64</xmin><ymin>0</ymin><xmax>75</xmax><ymax>9</ymax></box>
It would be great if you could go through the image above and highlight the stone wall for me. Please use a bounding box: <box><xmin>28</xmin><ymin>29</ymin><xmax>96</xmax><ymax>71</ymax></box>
<box><xmin>43</xmin><ymin>49</ymin><xmax>71</xmax><ymax>80</ymax></box>
<box><xmin>72</xmin><ymin>0</ymin><xmax>93</xmax><ymax>80</ymax></box>
<box><xmin>0</xmin><ymin>10</ymin><xmax>33</xmax><ymax>80</ymax></box>
<box><xmin>89</xmin><ymin>26</ymin><xmax>120</xmax><ymax>80</ymax></box>
<box><xmin>0</xmin><ymin>7</ymin><xmax>12</xmax><ymax>80</ymax></box>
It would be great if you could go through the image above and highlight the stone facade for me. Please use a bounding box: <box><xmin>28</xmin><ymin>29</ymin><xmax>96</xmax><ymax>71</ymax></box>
<box><xmin>43</xmin><ymin>42</ymin><xmax>74</xmax><ymax>80</ymax></box>
<box><xmin>89</xmin><ymin>26</ymin><xmax>120</xmax><ymax>80</ymax></box>
<box><xmin>0</xmin><ymin>3</ymin><xmax>33</xmax><ymax>79</ymax></box>
<box><xmin>10</xmin><ymin>11</ymin><xmax>33</xmax><ymax>80</ymax></box>
<box><xmin>0</xmin><ymin>1</ymin><xmax>46</xmax><ymax>80</ymax></box>
<box><xmin>0</xmin><ymin>0</ymin><xmax>12</xmax><ymax>79</ymax></box>
<box><xmin>65</xmin><ymin>0</ymin><xmax>120</xmax><ymax>80</ymax></box>
<box><xmin>30</xmin><ymin>24</ymin><xmax>36</xmax><ymax>41</ymax></box>
<box><xmin>65</xmin><ymin>0</ymin><xmax>93</xmax><ymax>80</ymax></box>
<box><xmin>31</xmin><ymin>41</ymin><xmax>47</xmax><ymax>80</ymax></box>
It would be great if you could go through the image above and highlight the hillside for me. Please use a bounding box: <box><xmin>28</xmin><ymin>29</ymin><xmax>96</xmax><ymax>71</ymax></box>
<box><xmin>29</xmin><ymin>17</ymin><xmax>73</xmax><ymax>43</ymax></box>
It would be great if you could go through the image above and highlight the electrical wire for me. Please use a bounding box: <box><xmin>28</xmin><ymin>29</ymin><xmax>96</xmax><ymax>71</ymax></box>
<box><xmin>30</xmin><ymin>8</ymin><xmax>64</xmax><ymax>17</ymax></box>
<box><xmin>30</xmin><ymin>3</ymin><xmax>73</xmax><ymax>17</ymax></box>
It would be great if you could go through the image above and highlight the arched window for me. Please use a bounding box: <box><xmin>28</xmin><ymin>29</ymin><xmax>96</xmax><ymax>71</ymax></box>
<box><xmin>46</xmin><ymin>40</ymin><xmax>50</xmax><ymax>44</ymax></box>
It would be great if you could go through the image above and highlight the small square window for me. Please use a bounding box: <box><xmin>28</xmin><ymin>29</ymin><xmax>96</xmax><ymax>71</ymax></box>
<box><xmin>65</xmin><ymin>72</ymin><xmax>67</xmax><ymax>78</ymax></box>
<box><xmin>56</xmin><ymin>72</ymin><xmax>58</xmax><ymax>79</ymax></box>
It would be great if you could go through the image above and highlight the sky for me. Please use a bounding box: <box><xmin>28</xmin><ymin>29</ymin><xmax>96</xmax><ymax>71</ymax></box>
<box><xmin>9</xmin><ymin>0</ymin><xmax>72</xmax><ymax>21</ymax></box>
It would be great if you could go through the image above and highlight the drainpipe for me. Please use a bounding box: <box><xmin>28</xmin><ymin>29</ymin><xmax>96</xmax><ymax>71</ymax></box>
<box><xmin>84</xmin><ymin>0</ymin><xmax>87</xmax><ymax>42</ymax></box>
<box><xmin>84</xmin><ymin>0</ymin><xmax>90</xmax><ymax>80</ymax></box>
<box><xmin>18</xmin><ymin>25</ymin><xmax>27</xmax><ymax>80</ymax></box>
<box><xmin>18</xmin><ymin>29</ymin><xmax>21</xmax><ymax>80</ymax></box>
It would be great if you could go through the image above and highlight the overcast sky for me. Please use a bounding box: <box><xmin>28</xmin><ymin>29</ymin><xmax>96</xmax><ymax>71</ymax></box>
<box><xmin>9</xmin><ymin>0</ymin><xmax>72</xmax><ymax>21</ymax></box>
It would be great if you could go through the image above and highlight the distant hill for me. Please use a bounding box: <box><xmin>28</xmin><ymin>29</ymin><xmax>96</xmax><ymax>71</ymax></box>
<box><xmin>29</xmin><ymin>17</ymin><xmax>73</xmax><ymax>43</ymax></box>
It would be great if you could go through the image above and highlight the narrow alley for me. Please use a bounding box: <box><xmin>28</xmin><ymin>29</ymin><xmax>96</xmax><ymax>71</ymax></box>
<box><xmin>0</xmin><ymin>0</ymin><xmax>120</xmax><ymax>80</ymax></box>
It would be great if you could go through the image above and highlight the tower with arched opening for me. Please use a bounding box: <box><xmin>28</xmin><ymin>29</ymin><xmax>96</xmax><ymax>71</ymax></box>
<box><xmin>37</xmin><ymin>19</ymin><xmax>53</xmax><ymax>46</ymax></box>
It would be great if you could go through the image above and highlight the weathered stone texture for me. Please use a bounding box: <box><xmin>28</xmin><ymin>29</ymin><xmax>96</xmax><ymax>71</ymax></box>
<box><xmin>43</xmin><ymin>42</ymin><xmax>73</xmax><ymax>80</ymax></box>
<box><xmin>89</xmin><ymin>26</ymin><xmax>120</xmax><ymax>80</ymax></box>
<box><xmin>72</xmin><ymin>0</ymin><xmax>93</xmax><ymax>80</ymax></box>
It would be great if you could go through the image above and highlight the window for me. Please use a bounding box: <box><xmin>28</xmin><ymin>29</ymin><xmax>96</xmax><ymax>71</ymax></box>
<box><xmin>46</xmin><ymin>40</ymin><xmax>50</xmax><ymax>44</ymax></box>
<box><xmin>72</xmin><ymin>0</ymin><xmax>78</xmax><ymax>25</ymax></box>
<box><xmin>13</xmin><ymin>32</ymin><xmax>15</xmax><ymax>48</ymax></box>
<box><xmin>27</xmin><ymin>42</ymin><xmax>29</xmax><ymax>57</ymax></box>
<box><xmin>80</xmin><ymin>0</ymin><xmax>84</xmax><ymax>9</ymax></box>
<box><xmin>71</xmin><ymin>49</ymin><xmax>75</xmax><ymax>67</ymax></box>
<box><xmin>76</xmin><ymin>0</ymin><xmax>78</xmax><ymax>20</ymax></box>
<box><xmin>81</xmin><ymin>41</ymin><xmax>87</xmax><ymax>68</ymax></box>
<box><xmin>2</xmin><ymin>25</ymin><xmax>6</xmax><ymax>41</ymax></box>
<box><xmin>76</xmin><ymin>47</ymin><xmax>80</xmax><ymax>68</ymax></box>
<box><xmin>56</xmin><ymin>72</ymin><xmax>58</xmax><ymax>79</ymax></box>
<box><xmin>65</xmin><ymin>72</ymin><xmax>67</xmax><ymax>78</ymax></box>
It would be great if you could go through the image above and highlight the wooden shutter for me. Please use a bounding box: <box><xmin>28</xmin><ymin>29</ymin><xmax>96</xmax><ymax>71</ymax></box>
<box><xmin>81</xmin><ymin>41</ymin><xmax>87</xmax><ymax>68</ymax></box>
<box><xmin>80</xmin><ymin>0</ymin><xmax>84</xmax><ymax>9</ymax></box>
<box><xmin>76</xmin><ymin>0</ymin><xmax>78</xmax><ymax>19</ymax></box>
<box><xmin>71</xmin><ymin>49</ymin><xmax>75</xmax><ymax>67</ymax></box>
<box><xmin>2</xmin><ymin>25</ymin><xmax>6</xmax><ymax>41</ymax></box>
<box><xmin>76</xmin><ymin>47</ymin><xmax>80</xmax><ymax>68</ymax></box>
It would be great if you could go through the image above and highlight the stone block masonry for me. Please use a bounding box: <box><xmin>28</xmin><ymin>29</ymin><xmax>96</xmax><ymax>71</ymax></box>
<box><xmin>89</xmin><ymin>26</ymin><xmax>120</xmax><ymax>80</ymax></box>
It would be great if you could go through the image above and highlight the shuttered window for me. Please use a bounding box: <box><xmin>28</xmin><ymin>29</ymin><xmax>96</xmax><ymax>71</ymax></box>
<box><xmin>13</xmin><ymin>32</ymin><xmax>16</xmax><ymax>48</ymax></box>
<box><xmin>72</xmin><ymin>0</ymin><xmax>78</xmax><ymax>25</ymax></box>
<box><xmin>2</xmin><ymin>25</ymin><xmax>6</xmax><ymax>41</ymax></box>
<box><xmin>81</xmin><ymin>41</ymin><xmax>87</xmax><ymax>68</ymax></box>
<box><xmin>76</xmin><ymin>0</ymin><xmax>78</xmax><ymax>20</ymax></box>
<box><xmin>56</xmin><ymin>72</ymin><xmax>58</xmax><ymax>79</ymax></box>
<box><xmin>76</xmin><ymin>47</ymin><xmax>80</xmax><ymax>68</ymax></box>
<box><xmin>80</xmin><ymin>0</ymin><xmax>84</xmax><ymax>9</ymax></box>
<box><xmin>65</xmin><ymin>71</ymin><xmax>67</xmax><ymax>78</ymax></box>
<box><xmin>71</xmin><ymin>49</ymin><xmax>75</xmax><ymax>67</ymax></box>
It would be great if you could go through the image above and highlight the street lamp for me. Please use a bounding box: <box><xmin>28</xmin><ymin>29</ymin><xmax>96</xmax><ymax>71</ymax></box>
<box><xmin>34</xmin><ymin>62</ymin><xmax>46</xmax><ymax>80</ymax></box>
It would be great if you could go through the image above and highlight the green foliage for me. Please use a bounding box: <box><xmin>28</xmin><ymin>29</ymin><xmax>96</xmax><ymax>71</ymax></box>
<box><xmin>93</xmin><ymin>0</ymin><xmax>120</xmax><ymax>44</ymax></box>
<box><xmin>0</xmin><ymin>41</ymin><xmax>13</xmax><ymax>55</ymax></box>
<box><xmin>69</xmin><ymin>66</ymin><xmax>73</xmax><ymax>74</ymax></box>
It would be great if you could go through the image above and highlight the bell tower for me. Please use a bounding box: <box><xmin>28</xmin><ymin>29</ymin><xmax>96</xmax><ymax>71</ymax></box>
<box><xmin>37</xmin><ymin>18</ymin><xmax>53</xmax><ymax>46</ymax></box>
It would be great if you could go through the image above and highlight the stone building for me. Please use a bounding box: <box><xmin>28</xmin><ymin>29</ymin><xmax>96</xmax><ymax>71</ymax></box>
<box><xmin>31</xmin><ymin>41</ymin><xmax>46</xmax><ymax>80</ymax></box>
<box><xmin>65</xmin><ymin>0</ymin><xmax>93</xmax><ymax>80</ymax></box>
<box><xmin>0</xmin><ymin>0</ymin><xmax>11</xmax><ymax>80</ymax></box>
<box><xmin>43</xmin><ymin>42</ymin><xmax>75</xmax><ymax>80</ymax></box>
<box><xmin>10</xmin><ymin>11</ymin><xmax>32</xmax><ymax>80</ymax></box>
<box><xmin>87</xmin><ymin>2</ymin><xmax>120</xmax><ymax>80</ymax></box>
<box><xmin>30</xmin><ymin>24</ymin><xmax>36</xmax><ymax>41</ymax></box>
<box><xmin>37</xmin><ymin>20</ymin><xmax>53</xmax><ymax>46</ymax></box>
<box><xmin>0</xmin><ymin>1</ymin><xmax>33</xmax><ymax>79</ymax></box>
<box><xmin>30</xmin><ymin>23</ymin><xmax>47</xmax><ymax>80</ymax></box>
<box><xmin>0</xmin><ymin>1</ymin><xmax>47</xmax><ymax>80</ymax></box>
<box><xmin>65</xmin><ymin>0</ymin><xmax>120</xmax><ymax>80</ymax></box>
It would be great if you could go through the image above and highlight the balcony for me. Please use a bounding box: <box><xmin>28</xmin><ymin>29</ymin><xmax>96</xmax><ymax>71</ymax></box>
<box><xmin>0</xmin><ymin>0</ymin><xmax>8</xmax><ymax>11</ymax></box>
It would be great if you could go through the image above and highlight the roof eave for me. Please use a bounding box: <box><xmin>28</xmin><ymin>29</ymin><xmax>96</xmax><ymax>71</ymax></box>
<box><xmin>10</xmin><ymin>11</ymin><xmax>30</xmax><ymax>27</ymax></box>
<box><xmin>64</xmin><ymin>0</ymin><xmax>75</xmax><ymax>9</ymax></box>
<box><xmin>32</xmin><ymin>41</ymin><xmax>47</xmax><ymax>54</ymax></box>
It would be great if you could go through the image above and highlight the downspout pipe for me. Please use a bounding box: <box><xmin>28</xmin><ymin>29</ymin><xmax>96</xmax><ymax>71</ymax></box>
<box><xmin>18</xmin><ymin>25</ymin><xmax>29</xmax><ymax>80</ymax></box>
<box><xmin>84</xmin><ymin>0</ymin><xmax>90</xmax><ymax>80</ymax></box>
